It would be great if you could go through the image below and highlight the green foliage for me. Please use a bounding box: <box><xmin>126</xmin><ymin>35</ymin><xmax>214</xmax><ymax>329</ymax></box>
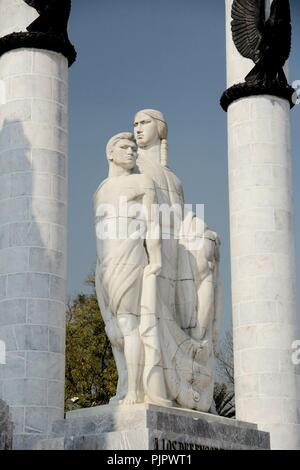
<box><xmin>215</xmin><ymin>330</ymin><xmax>234</xmax><ymax>386</ymax></box>
<box><xmin>213</xmin><ymin>383</ymin><xmax>235</xmax><ymax>418</ymax></box>
<box><xmin>214</xmin><ymin>329</ymin><xmax>235</xmax><ymax>418</ymax></box>
<box><xmin>65</xmin><ymin>277</ymin><xmax>117</xmax><ymax>412</ymax></box>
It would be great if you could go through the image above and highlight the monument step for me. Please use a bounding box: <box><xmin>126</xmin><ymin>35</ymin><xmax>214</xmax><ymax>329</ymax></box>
<box><xmin>46</xmin><ymin>404</ymin><xmax>270</xmax><ymax>450</ymax></box>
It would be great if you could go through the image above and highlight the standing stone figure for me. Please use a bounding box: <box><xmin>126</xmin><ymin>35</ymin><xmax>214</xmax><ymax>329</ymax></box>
<box><xmin>94</xmin><ymin>133</ymin><xmax>170</xmax><ymax>406</ymax></box>
<box><xmin>134</xmin><ymin>110</ymin><xmax>221</xmax><ymax>399</ymax></box>
<box><xmin>94</xmin><ymin>112</ymin><xmax>221</xmax><ymax>413</ymax></box>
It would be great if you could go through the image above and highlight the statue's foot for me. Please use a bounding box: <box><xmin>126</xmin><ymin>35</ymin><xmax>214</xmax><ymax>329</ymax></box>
<box><xmin>121</xmin><ymin>391</ymin><xmax>139</xmax><ymax>405</ymax></box>
<box><xmin>109</xmin><ymin>394</ymin><xmax>125</xmax><ymax>405</ymax></box>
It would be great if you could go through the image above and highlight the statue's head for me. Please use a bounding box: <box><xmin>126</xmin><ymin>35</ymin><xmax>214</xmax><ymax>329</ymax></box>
<box><xmin>106</xmin><ymin>132</ymin><xmax>137</xmax><ymax>171</ymax></box>
<box><xmin>134</xmin><ymin>109</ymin><xmax>168</xmax><ymax>167</ymax></box>
<box><xmin>134</xmin><ymin>109</ymin><xmax>167</xmax><ymax>147</ymax></box>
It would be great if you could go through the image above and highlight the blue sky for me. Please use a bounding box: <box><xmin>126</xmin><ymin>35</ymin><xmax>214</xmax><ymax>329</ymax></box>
<box><xmin>68</xmin><ymin>0</ymin><xmax>300</xmax><ymax>333</ymax></box>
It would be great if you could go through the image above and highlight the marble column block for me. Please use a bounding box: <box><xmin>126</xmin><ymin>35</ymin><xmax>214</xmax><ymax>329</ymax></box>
<box><xmin>225</xmin><ymin>0</ymin><xmax>300</xmax><ymax>450</ymax></box>
<box><xmin>0</xmin><ymin>26</ymin><xmax>68</xmax><ymax>449</ymax></box>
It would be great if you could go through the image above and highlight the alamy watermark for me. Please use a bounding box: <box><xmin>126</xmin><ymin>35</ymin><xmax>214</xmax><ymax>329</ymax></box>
<box><xmin>292</xmin><ymin>80</ymin><xmax>300</xmax><ymax>105</ymax></box>
<box><xmin>0</xmin><ymin>340</ymin><xmax>6</xmax><ymax>365</ymax></box>
<box><xmin>0</xmin><ymin>79</ymin><xmax>6</xmax><ymax>105</ymax></box>
<box><xmin>292</xmin><ymin>340</ymin><xmax>300</xmax><ymax>365</ymax></box>
<box><xmin>95</xmin><ymin>198</ymin><xmax>206</xmax><ymax>251</ymax></box>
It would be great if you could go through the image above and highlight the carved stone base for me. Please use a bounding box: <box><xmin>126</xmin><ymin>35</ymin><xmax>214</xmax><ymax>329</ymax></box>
<box><xmin>220</xmin><ymin>81</ymin><xmax>296</xmax><ymax>112</ymax></box>
<box><xmin>0</xmin><ymin>400</ymin><xmax>13</xmax><ymax>450</ymax></box>
<box><xmin>35</xmin><ymin>404</ymin><xmax>270</xmax><ymax>450</ymax></box>
<box><xmin>0</xmin><ymin>32</ymin><xmax>76</xmax><ymax>66</ymax></box>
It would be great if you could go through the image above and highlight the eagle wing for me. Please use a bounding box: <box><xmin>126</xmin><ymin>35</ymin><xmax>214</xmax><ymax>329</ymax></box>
<box><xmin>42</xmin><ymin>0</ymin><xmax>71</xmax><ymax>20</ymax></box>
<box><xmin>23</xmin><ymin>0</ymin><xmax>46</xmax><ymax>15</ymax></box>
<box><xmin>269</xmin><ymin>0</ymin><xmax>291</xmax><ymax>64</ymax></box>
<box><xmin>231</xmin><ymin>0</ymin><xmax>266</xmax><ymax>62</ymax></box>
<box><xmin>26</xmin><ymin>0</ymin><xmax>72</xmax><ymax>34</ymax></box>
<box><xmin>24</xmin><ymin>0</ymin><xmax>71</xmax><ymax>20</ymax></box>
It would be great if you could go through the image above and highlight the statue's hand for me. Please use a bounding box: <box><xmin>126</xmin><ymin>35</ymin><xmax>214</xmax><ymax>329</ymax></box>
<box><xmin>144</xmin><ymin>263</ymin><xmax>161</xmax><ymax>277</ymax></box>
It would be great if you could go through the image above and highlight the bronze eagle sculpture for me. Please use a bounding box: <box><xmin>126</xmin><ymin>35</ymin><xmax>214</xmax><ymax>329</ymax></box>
<box><xmin>231</xmin><ymin>0</ymin><xmax>291</xmax><ymax>85</ymax></box>
<box><xmin>23</xmin><ymin>0</ymin><xmax>71</xmax><ymax>40</ymax></box>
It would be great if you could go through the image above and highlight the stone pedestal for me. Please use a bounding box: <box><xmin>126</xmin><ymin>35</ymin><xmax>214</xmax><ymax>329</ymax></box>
<box><xmin>0</xmin><ymin>0</ymin><xmax>70</xmax><ymax>450</ymax></box>
<box><xmin>36</xmin><ymin>404</ymin><xmax>270</xmax><ymax>450</ymax></box>
<box><xmin>225</xmin><ymin>0</ymin><xmax>300</xmax><ymax>450</ymax></box>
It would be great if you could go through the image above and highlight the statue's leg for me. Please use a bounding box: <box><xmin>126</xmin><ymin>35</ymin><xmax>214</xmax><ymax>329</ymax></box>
<box><xmin>118</xmin><ymin>314</ymin><xmax>143</xmax><ymax>404</ymax></box>
<box><xmin>109</xmin><ymin>346</ymin><xmax>128</xmax><ymax>404</ymax></box>
<box><xmin>245</xmin><ymin>62</ymin><xmax>264</xmax><ymax>85</ymax></box>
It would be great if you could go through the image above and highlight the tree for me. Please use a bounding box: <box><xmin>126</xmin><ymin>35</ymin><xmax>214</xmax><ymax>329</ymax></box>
<box><xmin>216</xmin><ymin>329</ymin><xmax>234</xmax><ymax>386</ymax></box>
<box><xmin>65</xmin><ymin>276</ymin><xmax>117</xmax><ymax>411</ymax></box>
<box><xmin>213</xmin><ymin>383</ymin><xmax>235</xmax><ymax>418</ymax></box>
<box><xmin>214</xmin><ymin>329</ymin><xmax>235</xmax><ymax>418</ymax></box>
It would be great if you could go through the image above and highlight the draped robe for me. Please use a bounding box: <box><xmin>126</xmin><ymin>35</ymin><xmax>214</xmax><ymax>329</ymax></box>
<box><xmin>136</xmin><ymin>155</ymin><xmax>215</xmax><ymax>411</ymax></box>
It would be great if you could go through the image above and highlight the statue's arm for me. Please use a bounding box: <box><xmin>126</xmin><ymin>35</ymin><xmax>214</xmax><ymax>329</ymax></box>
<box><xmin>142</xmin><ymin>180</ymin><xmax>162</xmax><ymax>274</ymax></box>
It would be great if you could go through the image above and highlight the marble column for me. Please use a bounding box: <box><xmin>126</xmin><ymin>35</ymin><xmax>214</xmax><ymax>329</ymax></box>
<box><xmin>225</xmin><ymin>0</ymin><xmax>300</xmax><ymax>450</ymax></box>
<box><xmin>0</xmin><ymin>0</ymin><xmax>74</xmax><ymax>449</ymax></box>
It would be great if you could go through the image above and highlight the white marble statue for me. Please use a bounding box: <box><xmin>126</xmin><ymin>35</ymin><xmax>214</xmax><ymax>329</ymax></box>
<box><xmin>94</xmin><ymin>111</ymin><xmax>221</xmax><ymax>412</ymax></box>
<box><xmin>94</xmin><ymin>133</ymin><xmax>171</xmax><ymax>406</ymax></box>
